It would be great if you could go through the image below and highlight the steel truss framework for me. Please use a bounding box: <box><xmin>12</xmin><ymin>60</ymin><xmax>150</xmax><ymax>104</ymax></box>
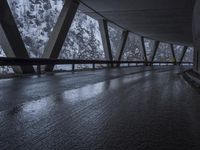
<box><xmin>0</xmin><ymin>0</ymin><xmax>35</xmax><ymax>74</ymax></box>
<box><xmin>0</xmin><ymin>0</ymin><xmax>193</xmax><ymax>74</ymax></box>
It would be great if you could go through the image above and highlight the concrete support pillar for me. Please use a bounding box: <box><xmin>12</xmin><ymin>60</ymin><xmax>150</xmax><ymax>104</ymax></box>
<box><xmin>193</xmin><ymin>40</ymin><xmax>200</xmax><ymax>72</ymax></box>
<box><xmin>179</xmin><ymin>46</ymin><xmax>188</xmax><ymax>64</ymax></box>
<box><xmin>115</xmin><ymin>30</ymin><xmax>129</xmax><ymax>61</ymax></box>
<box><xmin>193</xmin><ymin>0</ymin><xmax>200</xmax><ymax>73</ymax></box>
<box><xmin>43</xmin><ymin>0</ymin><xmax>79</xmax><ymax>72</ymax></box>
<box><xmin>0</xmin><ymin>0</ymin><xmax>35</xmax><ymax>74</ymax></box>
<box><xmin>99</xmin><ymin>19</ymin><xmax>113</xmax><ymax>61</ymax></box>
<box><xmin>151</xmin><ymin>41</ymin><xmax>160</xmax><ymax>64</ymax></box>
<box><xmin>140</xmin><ymin>36</ymin><xmax>148</xmax><ymax>65</ymax></box>
<box><xmin>170</xmin><ymin>44</ymin><xmax>177</xmax><ymax>65</ymax></box>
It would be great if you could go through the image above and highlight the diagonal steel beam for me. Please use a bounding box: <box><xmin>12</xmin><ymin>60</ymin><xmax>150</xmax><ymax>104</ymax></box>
<box><xmin>140</xmin><ymin>36</ymin><xmax>148</xmax><ymax>65</ymax></box>
<box><xmin>0</xmin><ymin>0</ymin><xmax>35</xmax><ymax>74</ymax></box>
<box><xmin>179</xmin><ymin>46</ymin><xmax>188</xmax><ymax>64</ymax></box>
<box><xmin>43</xmin><ymin>0</ymin><xmax>79</xmax><ymax>72</ymax></box>
<box><xmin>170</xmin><ymin>44</ymin><xmax>177</xmax><ymax>65</ymax></box>
<box><xmin>115</xmin><ymin>30</ymin><xmax>129</xmax><ymax>61</ymax></box>
<box><xmin>99</xmin><ymin>19</ymin><xmax>113</xmax><ymax>61</ymax></box>
<box><xmin>151</xmin><ymin>41</ymin><xmax>160</xmax><ymax>65</ymax></box>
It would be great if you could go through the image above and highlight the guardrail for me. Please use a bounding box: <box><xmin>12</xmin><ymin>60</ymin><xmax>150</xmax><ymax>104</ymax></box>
<box><xmin>0</xmin><ymin>57</ymin><xmax>193</xmax><ymax>74</ymax></box>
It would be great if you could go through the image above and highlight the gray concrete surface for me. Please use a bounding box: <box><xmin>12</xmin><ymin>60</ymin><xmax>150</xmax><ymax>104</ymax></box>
<box><xmin>80</xmin><ymin>0</ymin><xmax>195</xmax><ymax>45</ymax></box>
<box><xmin>1</xmin><ymin>66</ymin><xmax>200</xmax><ymax>149</ymax></box>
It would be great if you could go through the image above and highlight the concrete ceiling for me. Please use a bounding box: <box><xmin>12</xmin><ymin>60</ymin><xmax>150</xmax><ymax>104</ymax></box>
<box><xmin>79</xmin><ymin>0</ymin><xmax>196</xmax><ymax>46</ymax></box>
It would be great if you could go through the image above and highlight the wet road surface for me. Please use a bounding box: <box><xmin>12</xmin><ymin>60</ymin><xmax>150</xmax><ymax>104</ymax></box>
<box><xmin>1</xmin><ymin>66</ymin><xmax>200</xmax><ymax>150</ymax></box>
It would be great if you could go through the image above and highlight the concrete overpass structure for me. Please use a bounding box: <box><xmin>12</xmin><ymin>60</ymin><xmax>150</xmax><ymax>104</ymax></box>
<box><xmin>0</xmin><ymin>0</ymin><xmax>199</xmax><ymax>73</ymax></box>
<box><xmin>79</xmin><ymin>0</ymin><xmax>200</xmax><ymax>72</ymax></box>
<box><xmin>1</xmin><ymin>0</ymin><xmax>200</xmax><ymax>149</ymax></box>
<box><xmin>80</xmin><ymin>0</ymin><xmax>195</xmax><ymax>45</ymax></box>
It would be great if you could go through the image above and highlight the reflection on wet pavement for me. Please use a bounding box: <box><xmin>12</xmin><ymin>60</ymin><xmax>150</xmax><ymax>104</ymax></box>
<box><xmin>1</xmin><ymin>66</ymin><xmax>200</xmax><ymax>150</ymax></box>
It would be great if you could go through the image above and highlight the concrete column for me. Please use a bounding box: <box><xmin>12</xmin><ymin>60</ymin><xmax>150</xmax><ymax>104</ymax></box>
<box><xmin>0</xmin><ymin>0</ymin><xmax>35</xmax><ymax>74</ymax></box>
<box><xmin>115</xmin><ymin>30</ymin><xmax>129</xmax><ymax>61</ymax></box>
<box><xmin>151</xmin><ymin>41</ymin><xmax>160</xmax><ymax>63</ymax></box>
<box><xmin>140</xmin><ymin>37</ymin><xmax>148</xmax><ymax>65</ymax></box>
<box><xmin>193</xmin><ymin>0</ymin><xmax>200</xmax><ymax>73</ymax></box>
<box><xmin>99</xmin><ymin>19</ymin><xmax>113</xmax><ymax>61</ymax></box>
<box><xmin>170</xmin><ymin>44</ymin><xmax>177</xmax><ymax>65</ymax></box>
<box><xmin>43</xmin><ymin>0</ymin><xmax>79</xmax><ymax>72</ymax></box>
<box><xmin>179</xmin><ymin>46</ymin><xmax>188</xmax><ymax>64</ymax></box>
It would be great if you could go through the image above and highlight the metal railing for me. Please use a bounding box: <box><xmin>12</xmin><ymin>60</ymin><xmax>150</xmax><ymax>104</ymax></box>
<box><xmin>0</xmin><ymin>57</ymin><xmax>193</xmax><ymax>74</ymax></box>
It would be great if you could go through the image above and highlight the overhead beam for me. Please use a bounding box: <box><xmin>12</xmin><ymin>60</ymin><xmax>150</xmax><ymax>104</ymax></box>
<box><xmin>0</xmin><ymin>0</ymin><xmax>35</xmax><ymax>74</ymax></box>
<box><xmin>151</xmin><ymin>41</ymin><xmax>160</xmax><ymax>64</ymax></box>
<box><xmin>140</xmin><ymin>36</ymin><xmax>148</xmax><ymax>65</ymax></box>
<box><xmin>170</xmin><ymin>44</ymin><xmax>177</xmax><ymax>65</ymax></box>
<box><xmin>115</xmin><ymin>30</ymin><xmax>129</xmax><ymax>61</ymax></box>
<box><xmin>99</xmin><ymin>19</ymin><xmax>113</xmax><ymax>61</ymax></box>
<box><xmin>179</xmin><ymin>46</ymin><xmax>188</xmax><ymax>64</ymax></box>
<box><xmin>43</xmin><ymin>0</ymin><xmax>79</xmax><ymax>72</ymax></box>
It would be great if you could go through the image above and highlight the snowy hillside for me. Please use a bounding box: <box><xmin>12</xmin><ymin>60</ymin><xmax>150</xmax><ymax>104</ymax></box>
<box><xmin>0</xmin><ymin>0</ymin><xmax>194</xmax><ymax>74</ymax></box>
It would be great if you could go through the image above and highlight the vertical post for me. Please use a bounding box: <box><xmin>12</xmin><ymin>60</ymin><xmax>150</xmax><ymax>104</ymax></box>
<box><xmin>151</xmin><ymin>41</ymin><xmax>160</xmax><ymax>65</ymax></box>
<box><xmin>0</xmin><ymin>0</ymin><xmax>35</xmax><ymax>74</ymax></box>
<box><xmin>115</xmin><ymin>30</ymin><xmax>129</xmax><ymax>62</ymax></box>
<box><xmin>92</xmin><ymin>63</ymin><xmax>95</xmax><ymax>70</ymax></box>
<box><xmin>193</xmin><ymin>41</ymin><xmax>200</xmax><ymax>71</ymax></box>
<box><xmin>72</xmin><ymin>64</ymin><xmax>75</xmax><ymax>72</ymax></box>
<box><xmin>179</xmin><ymin>46</ymin><xmax>188</xmax><ymax>65</ymax></box>
<box><xmin>37</xmin><ymin>65</ymin><xmax>41</xmax><ymax>75</ymax></box>
<box><xmin>193</xmin><ymin>0</ymin><xmax>200</xmax><ymax>73</ymax></box>
<box><xmin>43</xmin><ymin>0</ymin><xmax>79</xmax><ymax>72</ymax></box>
<box><xmin>99</xmin><ymin>19</ymin><xmax>113</xmax><ymax>62</ymax></box>
<box><xmin>140</xmin><ymin>36</ymin><xmax>148</xmax><ymax>65</ymax></box>
<box><xmin>170</xmin><ymin>44</ymin><xmax>177</xmax><ymax>65</ymax></box>
<box><xmin>193</xmin><ymin>42</ymin><xmax>199</xmax><ymax>71</ymax></box>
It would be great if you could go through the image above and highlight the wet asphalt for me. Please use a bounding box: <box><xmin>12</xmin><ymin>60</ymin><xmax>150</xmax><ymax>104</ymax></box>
<box><xmin>0</xmin><ymin>66</ymin><xmax>200</xmax><ymax>150</ymax></box>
